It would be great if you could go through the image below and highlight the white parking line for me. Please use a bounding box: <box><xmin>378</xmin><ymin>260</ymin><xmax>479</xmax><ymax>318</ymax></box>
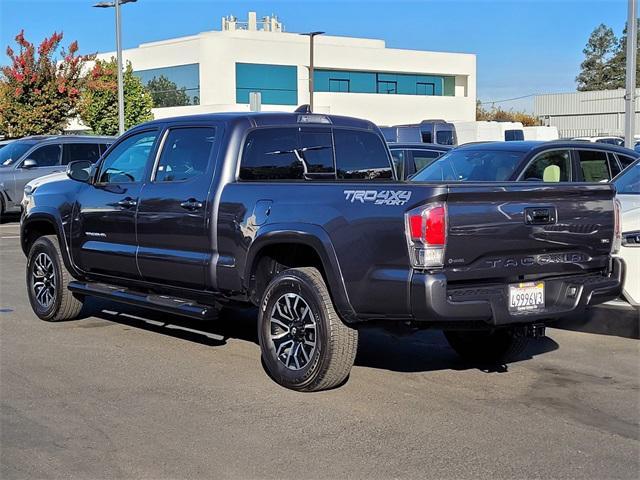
<box><xmin>1</xmin><ymin>236</ymin><xmax>19</xmax><ymax>239</ymax></box>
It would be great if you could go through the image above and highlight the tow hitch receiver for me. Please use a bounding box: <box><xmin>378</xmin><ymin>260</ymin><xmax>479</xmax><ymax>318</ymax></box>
<box><xmin>524</xmin><ymin>323</ymin><xmax>546</xmax><ymax>338</ymax></box>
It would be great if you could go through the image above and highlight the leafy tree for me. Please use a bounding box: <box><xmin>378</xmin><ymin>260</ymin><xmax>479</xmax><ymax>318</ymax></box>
<box><xmin>576</xmin><ymin>24</ymin><xmax>617</xmax><ymax>91</ymax></box>
<box><xmin>79</xmin><ymin>58</ymin><xmax>153</xmax><ymax>135</ymax></box>
<box><xmin>476</xmin><ymin>100</ymin><xmax>541</xmax><ymax>126</ymax></box>
<box><xmin>145</xmin><ymin>75</ymin><xmax>190</xmax><ymax>108</ymax></box>
<box><xmin>608</xmin><ymin>18</ymin><xmax>640</xmax><ymax>89</ymax></box>
<box><xmin>0</xmin><ymin>30</ymin><xmax>91</xmax><ymax>138</ymax></box>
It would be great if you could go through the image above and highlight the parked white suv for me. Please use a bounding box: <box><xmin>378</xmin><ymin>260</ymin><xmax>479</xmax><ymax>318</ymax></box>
<box><xmin>613</xmin><ymin>159</ymin><xmax>640</xmax><ymax>306</ymax></box>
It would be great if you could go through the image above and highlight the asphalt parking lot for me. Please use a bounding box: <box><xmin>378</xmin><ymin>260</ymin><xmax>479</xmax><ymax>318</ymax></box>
<box><xmin>1</xmin><ymin>219</ymin><xmax>639</xmax><ymax>479</ymax></box>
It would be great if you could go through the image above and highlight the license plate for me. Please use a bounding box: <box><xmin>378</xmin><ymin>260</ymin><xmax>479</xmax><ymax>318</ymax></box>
<box><xmin>508</xmin><ymin>282</ymin><xmax>545</xmax><ymax>313</ymax></box>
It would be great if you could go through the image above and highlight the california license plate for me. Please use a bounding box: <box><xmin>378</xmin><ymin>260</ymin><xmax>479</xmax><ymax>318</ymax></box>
<box><xmin>508</xmin><ymin>282</ymin><xmax>545</xmax><ymax>313</ymax></box>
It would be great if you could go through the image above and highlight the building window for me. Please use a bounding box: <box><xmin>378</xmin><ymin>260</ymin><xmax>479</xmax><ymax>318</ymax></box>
<box><xmin>135</xmin><ymin>63</ymin><xmax>200</xmax><ymax>108</ymax></box>
<box><xmin>377</xmin><ymin>80</ymin><xmax>397</xmax><ymax>94</ymax></box>
<box><xmin>329</xmin><ymin>79</ymin><xmax>350</xmax><ymax>93</ymax></box>
<box><xmin>416</xmin><ymin>82</ymin><xmax>435</xmax><ymax>96</ymax></box>
<box><xmin>313</xmin><ymin>69</ymin><xmax>455</xmax><ymax>97</ymax></box>
<box><xmin>236</xmin><ymin>63</ymin><xmax>297</xmax><ymax>105</ymax></box>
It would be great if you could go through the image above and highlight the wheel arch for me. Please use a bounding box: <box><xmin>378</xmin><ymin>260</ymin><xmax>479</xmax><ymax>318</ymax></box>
<box><xmin>245</xmin><ymin>223</ymin><xmax>357</xmax><ymax>322</ymax></box>
<box><xmin>21</xmin><ymin>211</ymin><xmax>79</xmax><ymax>278</ymax></box>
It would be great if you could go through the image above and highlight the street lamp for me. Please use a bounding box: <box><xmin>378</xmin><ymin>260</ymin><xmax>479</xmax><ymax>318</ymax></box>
<box><xmin>300</xmin><ymin>31</ymin><xmax>324</xmax><ymax>112</ymax></box>
<box><xmin>624</xmin><ymin>0</ymin><xmax>638</xmax><ymax>148</ymax></box>
<box><xmin>93</xmin><ymin>0</ymin><xmax>138</xmax><ymax>135</ymax></box>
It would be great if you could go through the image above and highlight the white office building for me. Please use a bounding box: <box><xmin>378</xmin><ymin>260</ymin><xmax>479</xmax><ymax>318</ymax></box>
<box><xmin>95</xmin><ymin>12</ymin><xmax>476</xmax><ymax>126</ymax></box>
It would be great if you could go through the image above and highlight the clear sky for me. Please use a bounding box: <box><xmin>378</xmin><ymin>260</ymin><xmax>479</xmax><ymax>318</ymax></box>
<box><xmin>0</xmin><ymin>0</ymin><xmax>633</xmax><ymax>111</ymax></box>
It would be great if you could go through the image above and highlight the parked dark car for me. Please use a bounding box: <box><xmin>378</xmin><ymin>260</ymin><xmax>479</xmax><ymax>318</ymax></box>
<box><xmin>0</xmin><ymin>135</ymin><xmax>114</xmax><ymax>216</ymax></box>
<box><xmin>387</xmin><ymin>142</ymin><xmax>452</xmax><ymax>179</ymax></box>
<box><xmin>411</xmin><ymin>140</ymin><xmax>639</xmax><ymax>183</ymax></box>
<box><xmin>22</xmin><ymin>113</ymin><xmax>622</xmax><ymax>391</ymax></box>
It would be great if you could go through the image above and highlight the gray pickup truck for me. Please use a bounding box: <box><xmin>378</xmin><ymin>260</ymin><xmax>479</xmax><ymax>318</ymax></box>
<box><xmin>21</xmin><ymin>112</ymin><xmax>623</xmax><ymax>391</ymax></box>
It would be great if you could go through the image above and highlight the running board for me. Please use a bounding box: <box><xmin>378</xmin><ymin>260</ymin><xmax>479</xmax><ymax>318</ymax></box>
<box><xmin>68</xmin><ymin>281</ymin><xmax>217</xmax><ymax>320</ymax></box>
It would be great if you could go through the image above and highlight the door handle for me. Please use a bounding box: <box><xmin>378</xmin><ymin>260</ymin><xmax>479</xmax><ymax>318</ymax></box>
<box><xmin>180</xmin><ymin>198</ymin><xmax>203</xmax><ymax>211</ymax></box>
<box><xmin>117</xmin><ymin>197</ymin><xmax>137</xmax><ymax>209</ymax></box>
<box><xmin>524</xmin><ymin>207</ymin><xmax>556</xmax><ymax>225</ymax></box>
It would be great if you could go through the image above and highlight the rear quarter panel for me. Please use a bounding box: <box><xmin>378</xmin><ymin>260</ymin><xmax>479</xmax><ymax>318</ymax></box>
<box><xmin>217</xmin><ymin>182</ymin><xmax>445</xmax><ymax>316</ymax></box>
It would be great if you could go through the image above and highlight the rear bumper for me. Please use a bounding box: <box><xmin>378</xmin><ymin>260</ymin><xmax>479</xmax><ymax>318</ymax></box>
<box><xmin>410</xmin><ymin>257</ymin><xmax>624</xmax><ymax>326</ymax></box>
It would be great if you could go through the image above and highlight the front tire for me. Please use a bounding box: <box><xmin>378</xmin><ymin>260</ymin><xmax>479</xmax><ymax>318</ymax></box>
<box><xmin>444</xmin><ymin>329</ymin><xmax>528</xmax><ymax>364</ymax></box>
<box><xmin>26</xmin><ymin>235</ymin><xmax>84</xmax><ymax>322</ymax></box>
<box><xmin>258</xmin><ymin>267</ymin><xmax>358</xmax><ymax>392</ymax></box>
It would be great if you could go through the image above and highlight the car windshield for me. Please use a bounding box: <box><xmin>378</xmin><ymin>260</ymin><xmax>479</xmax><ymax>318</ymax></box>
<box><xmin>410</xmin><ymin>149</ymin><xmax>525</xmax><ymax>181</ymax></box>
<box><xmin>0</xmin><ymin>141</ymin><xmax>34</xmax><ymax>167</ymax></box>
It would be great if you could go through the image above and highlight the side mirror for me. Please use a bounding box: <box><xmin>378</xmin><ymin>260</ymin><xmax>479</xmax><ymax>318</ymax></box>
<box><xmin>22</xmin><ymin>159</ymin><xmax>37</xmax><ymax>169</ymax></box>
<box><xmin>67</xmin><ymin>160</ymin><xmax>93</xmax><ymax>183</ymax></box>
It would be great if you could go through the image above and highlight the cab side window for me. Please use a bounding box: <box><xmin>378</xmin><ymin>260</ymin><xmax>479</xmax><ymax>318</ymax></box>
<box><xmin>240</xmin><ymin>128</ymin><xmax>302</xmax><ymax>180</ymax></box>
<box><xmin>154</xmin><ymin>127</ymin><xmax>217</xmax><ymax>182</ymax></box>
<box><xmin>24</xmin><ymin>144</ymin><xmax>62</xmax><ymax>167</ymax></box>
<box><xmin>577</xmin><ymin>149</ymin><xmax>611</xmax><ymax>182</ymax></box>
<box><xmin>522</xmin><ymin>150</ymin><xmax>571</xmax><ymax>182</ymax></box>
<box><xmin>334</xmin><ymin>129</ymin><xmax>393</xmax><ymax>180</ymax></box>
<box><xmin>97</xmin><ymin>131</ymin><xmax>158</xmax><ymax>184</ymax></box>
<box><xmin>240</xmin><ymin>127</ymin><xmax>334</xmax><ymax>180</ymax></box>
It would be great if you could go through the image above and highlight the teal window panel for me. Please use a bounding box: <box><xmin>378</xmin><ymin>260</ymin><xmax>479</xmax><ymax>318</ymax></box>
<box><xmin>348</xmin><ymin>72</ymin><xmax>376</xmax><ymax>93</ymax></box>
<box><xmin>313</xmin><ymin>70</ymin><xmax>332</xmax><ymax>92</ymax></box>
<box><xmin>377</xmin><ymin>72</ymin><xmax>398</xmax><ymax>82</ymax></box>
<box><xmin>396</xmin><ymin>74</ymin><xmax>417</xmax><ymax>95</ymax></box>
<box><xmin>329</xmin><ymin>79</ymin><xmax>350</xmax><ymax>92</ymax></box>
<box><xmin>312</xmin><ymin>69</ymin><xmax>454</xmax><ymax>97</ymax></box>
<box><xmin>236</xmin><ymin>63</ymin><xmax>297</xmax><ymax>90</ymax></box>
<box><xmin>443</xmin><ymin>76</ymin><xmax>455</xmax><ymax>96</ymax></box>
<box><xmin>235</xmin><ymin>63</ymin><xmax>297</xmax><ymax>105</ymax></box>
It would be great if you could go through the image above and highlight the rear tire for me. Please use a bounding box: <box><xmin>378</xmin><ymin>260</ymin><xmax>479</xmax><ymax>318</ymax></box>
<box><xmin>258</xmin><ymin>267</ymin><xmax>358</xmax><ymax>392</ymax></box>
<box><xmin>26</xmin><ymin>235</ymin><xmax>84</xmax><ymax>322</ymax></box>
<box><xmin>444</xmin><ymin>329</ymin><xmax>528</xmax><ymax>364</ymax></box>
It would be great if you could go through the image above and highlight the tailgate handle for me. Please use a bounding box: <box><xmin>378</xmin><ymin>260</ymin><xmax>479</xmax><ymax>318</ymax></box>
<box><xmin>525</xmin><ymin>207</ymin><xmax>556</xmax><ymax>225</ymax></box>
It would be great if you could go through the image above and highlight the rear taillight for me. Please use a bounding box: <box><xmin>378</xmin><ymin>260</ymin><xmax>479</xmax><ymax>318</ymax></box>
<box><xmin>613</xmin><ymin>198</ymin><xmax>622</xmax><ymax>254</ymax></box>
<box><xmin>405</xmin><ymin>203</ymin><xmax>447</xmax><ymax>268</ymax></box>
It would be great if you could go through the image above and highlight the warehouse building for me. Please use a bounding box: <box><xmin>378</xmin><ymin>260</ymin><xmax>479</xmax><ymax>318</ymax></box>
<box><xmin>534</xmin><ymin>89</ymin><xmax>640</xmax><ymax>138</ymax></box>
<box><xmin>95</xmin><ymin>12</ymin><xmax>476</xmax><ymax>125</ymax></box>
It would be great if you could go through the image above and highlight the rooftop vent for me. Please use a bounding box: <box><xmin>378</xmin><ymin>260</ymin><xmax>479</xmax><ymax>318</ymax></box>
<box><xmin>222</xmin><ymin>11</ymin><xmax>284</xmax><ymax>32</ymax></box>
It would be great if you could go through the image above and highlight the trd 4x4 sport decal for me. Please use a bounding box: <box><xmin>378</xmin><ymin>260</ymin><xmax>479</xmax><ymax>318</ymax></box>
<box><xmin>343</xmin><ymin>190</ymin><xmax>412</xmax><ymax>206</ymax></box>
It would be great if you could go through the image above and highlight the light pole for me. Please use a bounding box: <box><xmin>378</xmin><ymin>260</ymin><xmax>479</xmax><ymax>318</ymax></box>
<box><xmin>300</xmin><ymin>31</ymin><xmax>324</xmax><ymax>112</ymax></box>
<box><xmin>625</xmin><ymin>0</ymin><xmax>638</xmax><ymax>148</ymax></box>
<box><xmin>93</xmin><ymin>0</ymin><xmax>137</xmax><ymax>135</ymax></box>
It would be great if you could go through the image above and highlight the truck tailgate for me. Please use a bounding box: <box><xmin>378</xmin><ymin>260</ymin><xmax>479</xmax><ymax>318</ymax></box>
<box><xmin>442</xmin><ymin>183</ymin><xmax>615</xmax><ymax>282</ymax></box>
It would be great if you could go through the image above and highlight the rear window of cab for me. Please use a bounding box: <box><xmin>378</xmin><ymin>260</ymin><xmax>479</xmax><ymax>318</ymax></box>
<box><xmin>239</xmin><ymin>127</ymin><xmax>393</xmax><ymax>181</ymax></box>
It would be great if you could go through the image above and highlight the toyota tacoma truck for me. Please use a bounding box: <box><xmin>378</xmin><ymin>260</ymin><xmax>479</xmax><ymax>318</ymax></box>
<box><xmin>21</xmin><ymin>112</ymin><xmax>623</xmax><ymax>391</ymax></box>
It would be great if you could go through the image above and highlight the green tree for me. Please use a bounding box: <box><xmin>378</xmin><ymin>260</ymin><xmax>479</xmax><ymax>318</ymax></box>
<box><xmin>145</xmin><ymin>74</ymin><xmax>190</xmax><ymax>108</ymax></box>
<box><xmin>79</xmin><ymin>58</ymin><xmax>153</xmax><ymax>135</ymax></box>
<box><xmin>608</xmin><ymin>18</ymin><xmax>640</xmax><ymax>89</ymax></box>
<box><xmin>0</xmin><ymin>31</ymin><xmax>91</xmax><ymax>138</ymax></box>
<box><xmin>576</xmin><ymin>24</ymin><xmax>617</xmax><ymax>91</ymax></box>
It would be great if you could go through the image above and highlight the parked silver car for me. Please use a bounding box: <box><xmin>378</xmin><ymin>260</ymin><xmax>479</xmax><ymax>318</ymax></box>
<box><xmin>0</xmin><ymin>135</ymin><xmax>114</xmax><ymax>216</ymax></box>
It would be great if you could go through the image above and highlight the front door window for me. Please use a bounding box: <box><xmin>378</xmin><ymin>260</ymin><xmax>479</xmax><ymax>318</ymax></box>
<box><xmin>97</xmin><ymin>131</ymin><xmax>158</xmax><ymax>184</ymax></box>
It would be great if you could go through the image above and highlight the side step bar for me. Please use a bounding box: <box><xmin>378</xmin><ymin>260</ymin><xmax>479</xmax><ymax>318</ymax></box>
<box><xmin>68</xmin><ymin>281</ymin><xmax>217</xmax><ymax>320</ymax></box>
